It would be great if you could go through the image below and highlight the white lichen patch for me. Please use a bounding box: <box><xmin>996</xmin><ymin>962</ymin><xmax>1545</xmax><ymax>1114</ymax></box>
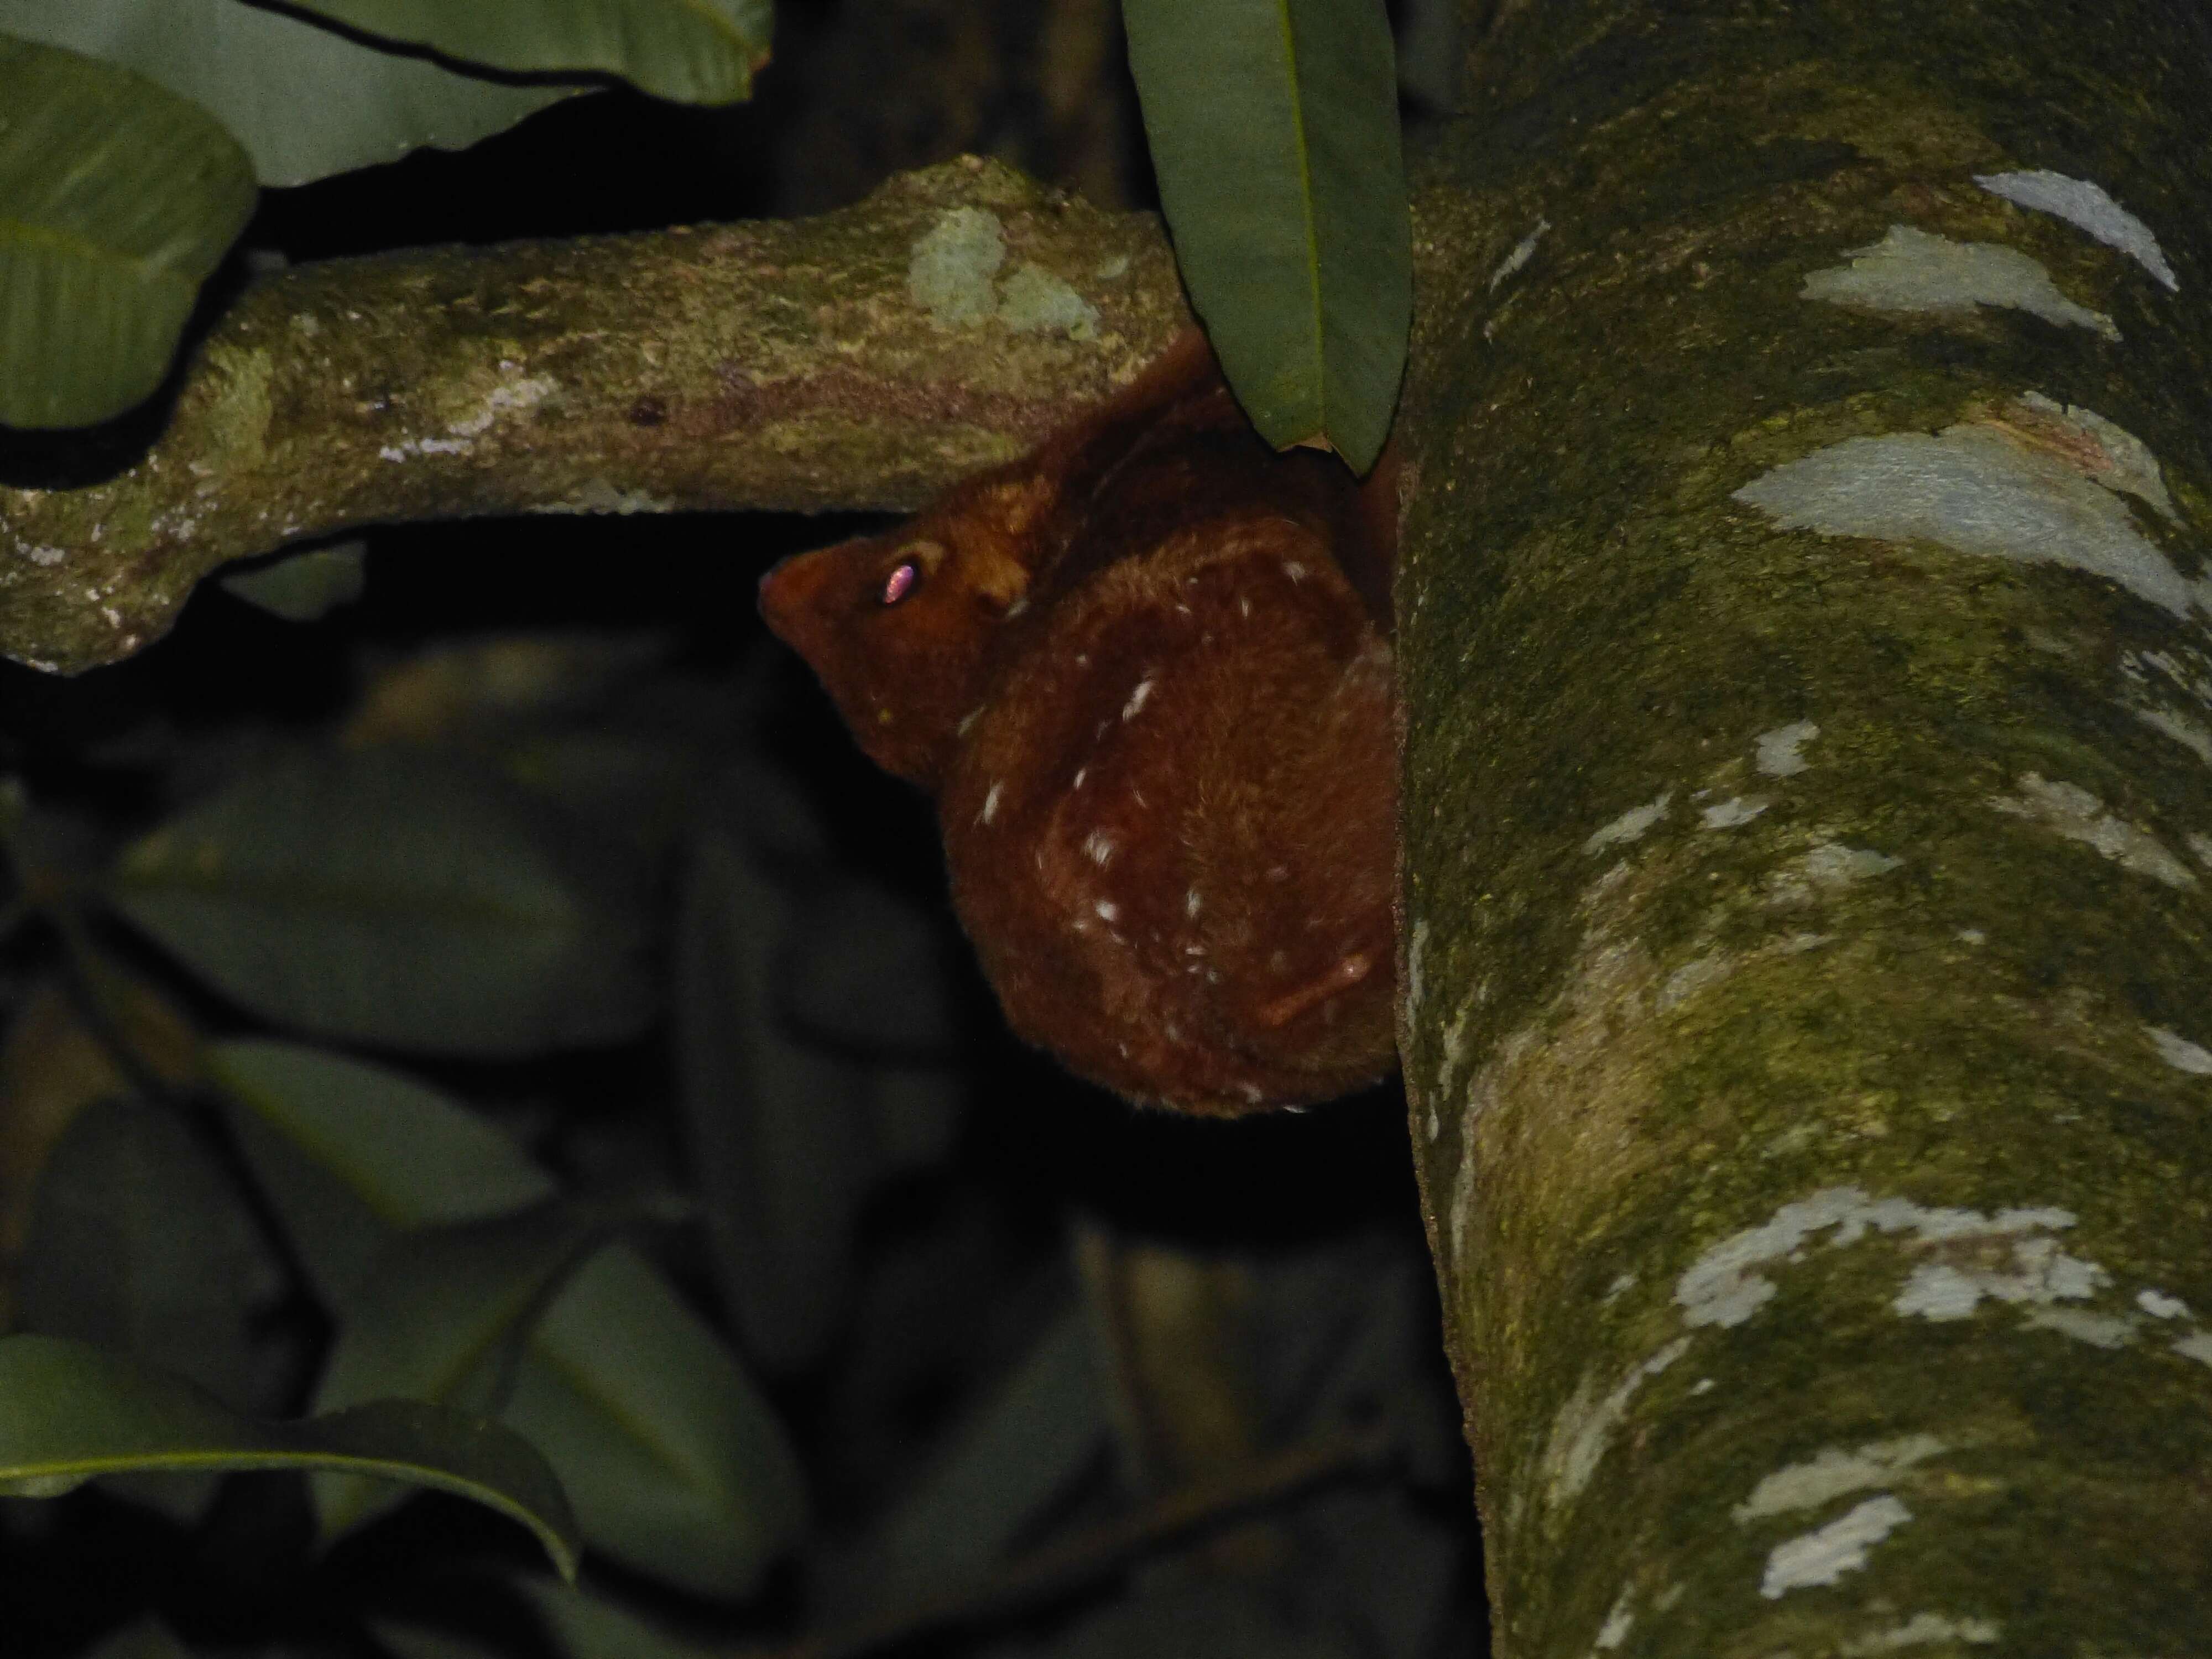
<box><xmin>1732</xmin><ymin>1434</ymin><xmax>1948</xmax><ymax>1524</ymax></box>
<box><xmin>1761</xmin><ymin>1495</ymin><xmax>1912</xmax><ymax>1598</ymax></box>
<box><xmin>2192</xmin><ymin>832</ymin><xmax>2212</xmax><ymax>869</ymax></box>
<box><xmin>906</xmin><ymin>206</ymin><xmax>1099</xmax><ymax>337</ymax></box>
<box><xmin>2174</xmin><ymin>1331</ymin><xmax>2212</xmax><ymax>1369</ymax></box>
<box><xmin>1734</xmin><ymin>424</ymin><xmax>2203</xmax><ymax>619</ymax></box>
<box><xmin>1801</xmin><ymin>224</ymin><xmax>2118</xmax><ymax>338</ymax></box>
<box><xmin>1541</xmin><ymin>1337</ymin><xmax>1692</xmax><ymax>1509</ymax></box>
<box><xmin>1602</xmin><ymin>1271</ymin><xmax>1639</xmax><ymax>1303</ymax></box>
<box><xmin>1765</xmin><ymin>841</ymin><xmax>1903</xmax><ymax>905</ymax></box>
<box><xmin>1488</xmin><ymin>216</ymin><xmax>1550</xmax><ymax>291</ymax></box>
<box><xmin>1658</xmin><ymin>952</ymin><xmax>1731</xmax><ymax>1012</ymax></box>
<box><xmin>1974</xmin><ymin>169</ymin><xmax>2178</xmax><ymax>293</ymax></box>
<box><xmin>1892</xmin><ymin>1231</ymin><xmax>2106</xmax><ymax>1322</ymax></box>
<box><xmin>1840</xmin><ymin>1612</ymin><xmax>2001</xmax><ymax>1652</ymax></box>
<box><xmin>1756</xmin><ymin>721</ymin><xmax>1820</xmax><ymax>776</ymax></box>
<box><xmin>910</xmin><ymin>207</ymin><xmax>1006</xmax><ymax>323</ymax></box>
<box><xmin>447</xmin><ymin>370</ymin><xmax>557</xmax><ymax>438</ymax></box>
<box><xmin>2146</xmin><ymin>1025</ymin><xmax>2212</xmax><ymax>1074</ymax></box>
<box><xmin>2132</xmin><ymin>706</ymin><xmax>2212</xmax><ymax>768</ymax></box>
<box><xmin>1594</xmin><ymin>1587</ymin><xmax>1634</xmax><ymax>1650</ymax></box>
<box><xmin>2008</xmin><ymin>393</ymin><xmax>2178</xmax><ymax>521</ymax></box>
<box><xmin>2137</xmin><ymin>1288</ymin><xmax>2190</xmax><ymax>1319</ymax></box>
<box><xmin>1585</xmin><ymin>791</ymin><xmax>1672</xmax><ymax>853</ymax></box>
<box><xmin>2020</xmin><ymin>1306</ymin><xmax>2136</xmax><ymax>1347</ymax></box>
<box><xmin>541</xmin><ymin>479</ymin><xmax>675</xmax><ymax>515</ymax></box>
<box><xmin>1702</xmin><ymin>795</ymin><xmax>1771</xmax><ymax>828</ymax></box>
<box><xmin>17</xmin><ymin>542</ymin><xmax>66</xmax><ymax>566</ymax></box>
<box><xmin>996</xmin><ymin>264</ymin><xmax>1099</xmax><ymax>337</ymax></box>
<box><xmin>1987</xmin><ymin>774</ymin><xmax>2195</xmax><ymax>888</ymax></box>
<box><xmin>1676</xmin><ymin>1186</ymin><xmax>2078</xmax><ymax>1329</ymax></box>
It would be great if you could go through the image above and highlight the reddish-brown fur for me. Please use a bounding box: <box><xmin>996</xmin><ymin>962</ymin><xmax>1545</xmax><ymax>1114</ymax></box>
<box><xmin>758</xmin><ymin>332</ymin><xmax>1397</xmax><ymax>1114</ymax></box>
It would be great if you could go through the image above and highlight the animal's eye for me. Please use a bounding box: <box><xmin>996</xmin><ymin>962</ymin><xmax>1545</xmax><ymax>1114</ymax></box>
<box><xmin>881</xmin><ymin>560</ymin><xmax>920</xmax><ymax>606</ymax></box>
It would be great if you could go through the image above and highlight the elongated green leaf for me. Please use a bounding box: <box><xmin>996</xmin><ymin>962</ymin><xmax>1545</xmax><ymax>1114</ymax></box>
<box><xmin>289</xmin><ymin>0</ymin><xmax>771</xmax><ymax>105</ymax></box>
<box><xmin>107</xmin><ymin>752</ymin><xmax>653</xmax><ymax>1058</ymax></box>
<box><xmin>1122</xmin><ymin>0</ymin><xmax>1410</xmax><ymax>471</ymax></box>
<box><xmin>372</xmin><ymin>1624</ymin><xmax>503</xmax><ymax>1659</ymax></box>
<box><xmin>676</xmin><ymin>832</ymin><xmax>870</xmax><ymax>1374</ymax></box>
<box><xmin>519</xmin><ymin>1579</ymin><xmax>722</xmax><ymax>1659</ymax></box>
<box><xmin>220</xmin><ymin>541</ymin><xmax>368</xmax><ymax>623</ymax></box>
<box><xmin>209</xmin><ymin>1040</ymin><xmax>811</xmax><ymax>1596</ymax></box>
<box><xmin>15</xmin><ymin>1096</ymin><xmax>281</xmax><ymax>1522</ymax></box>
<box><xmin>313</xmin><ymin>1199</ymin><xmax>620</xmax><ymax>1537</ymax></box>
<box><xmin>0</xmin><ymin>1333</ymin><xmax>580</xmax><ymax>1579</ymax></box>
<box><xmin>0</xmin><ymin>33</ymin><xmax>254</xmax><ymax>430</ymax></box>
<box><xmin>0</xmin><ymin>5</ymin><xmax>578</xmax><ymax>187</ymax></box>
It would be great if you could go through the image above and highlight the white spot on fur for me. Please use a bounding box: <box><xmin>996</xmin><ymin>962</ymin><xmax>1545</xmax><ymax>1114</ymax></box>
<box><xmin>1184</xmin><ymin>888</ymin><xmax>1202</xmax><ymax>919</ymax></box>
<box><xmin>1756</xmin><ymin>721</ymin><xmax>1820</xmax><ymax>776</ymax></box>
<box><xmin>979</xmin><ymin>782</ymin><xmax>1003</xmax><ymax>824</ymax></box>
<box><xmin>1801</xmin><ymin>224</ymin><xmax>2117</xmax><ymax>337</ymax></box>
<box><xmin>1083</xmin><ymin>830</ymin><xmax>1117</xmax><ymax>866</ymax></box>
<box><xmin>1122</xmin><ymin>677</ymin><xmax>1156</xmax><ymax>720</ymax></box>
<box><xmin>1283</xmin><ymin>560</ymin><xmax>1308</xmax><ymax>583</ymax></box>
<box><xmin>1761</xmin><ymin>1495</ymin><xmax>1912</xmax><ymax>1598</ymax></box>
<box><xmin>1975</xmin><ymin>169</ymin><xmax>2177</xmax><ymax>291</ymax></box>
<box><xmin>1988</xmin><ymin>774</ymin><xmax>2194</xmax><ymax>887</ymax></box>
<box><xmin>1094</xmin><ymin>899</ymin><xmax>1119</xmax><ymax>922</ymax></box>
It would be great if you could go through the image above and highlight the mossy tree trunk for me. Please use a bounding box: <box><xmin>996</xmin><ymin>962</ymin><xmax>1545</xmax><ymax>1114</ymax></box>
<box><xmin>1399</xmin><ymin>1</ymin><xmax>2212</xmax><ymax>1651</ymax></box>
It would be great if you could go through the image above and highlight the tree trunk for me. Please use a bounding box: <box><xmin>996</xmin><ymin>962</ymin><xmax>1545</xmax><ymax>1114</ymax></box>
<box><xmin>1400</xmin><ymin>1</ymin><xmax>2212</xmax><ymax>1651</ymax></box>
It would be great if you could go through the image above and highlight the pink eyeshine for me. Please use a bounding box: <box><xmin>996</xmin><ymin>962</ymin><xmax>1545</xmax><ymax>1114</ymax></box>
<box><xmin>881</xmin><ymin>561</ymin><xmax>919</xmax><ymax>605</ymax></box>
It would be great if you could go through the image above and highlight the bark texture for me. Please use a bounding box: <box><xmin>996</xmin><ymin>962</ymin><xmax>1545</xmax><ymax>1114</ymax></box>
<box><xmin>1400</xmin><ymin>1</ymin><xmax>2212</xmax><ymax>1652</ymax></box>
<box><xmin>0</xmin><ymin>158</ymin><xmax>1183</xmax><ymax>674</ymax></box>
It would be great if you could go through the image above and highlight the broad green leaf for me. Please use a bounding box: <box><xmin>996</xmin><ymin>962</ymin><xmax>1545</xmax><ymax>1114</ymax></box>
<box><xmin>84</xmin><ymin>1618</ymin><xmax>192</xmax><ymax>1659</ymax></box>
<box><xmin>220</xmin><ymin>541</ymin><xmax>367</xmax><ymax>623</ymax></box>
<box><xmin>312</xmin><ymin>1199</ymin><xmax>621</xmax><ymax>1537</ymax></box>
<box><xmin>829</xmin><ymin>1308</ymin><xmax>1108</xmax><ymax>1612</ymax></box>
<box><xmin>0</xmin><ymin>4</ymin><xmax>579</xmax><ymax>187</ymax></box>
<box><xmin>1122</xmin><ymin>0</ymin><xmax>1410</xmax><ymax>471</ymax></box>
<box><xmin>676</xmin><ymin>832</ymin><xmax>870</xmax><ymax>1373</ymax></box>
<box><xmin>210</xmin><ymin>1040</ymin><xmax>811</xmax><ymax>1597</ymax></box>
<box><xmin>519</xmin><ymin>1579</ymin><xmax>722</xmax><ymax>1659</ymax></box>
<box><xmin>15</xmin><ymin>1097</ymin><xmax>281</xmax><ymax>1521</ymax></box>
<box><xmin>0</xmin><ymin>34</ymin><xmax>254</xmax><ymax>429</ymax></box>
<box><xmin>107</xmin><ymin>751</ymin><xmax>653</xmax><ymax>1058</ymax></box>
<box><xmin>0</xmin><ymin>1333</ymin><xmax>580</xmax><ymax>1579</ymax></box>
<box><xmin>288</xmin><ymin>0</ymin><xmax>771</xmax><ymax>105</ymax></box>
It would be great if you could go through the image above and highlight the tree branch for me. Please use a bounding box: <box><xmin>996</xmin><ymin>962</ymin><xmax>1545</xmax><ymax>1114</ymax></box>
<box><xmin>0</xmin><ymin>157</ymin><xmax>1187</xmax><ymax>674</ymax></box>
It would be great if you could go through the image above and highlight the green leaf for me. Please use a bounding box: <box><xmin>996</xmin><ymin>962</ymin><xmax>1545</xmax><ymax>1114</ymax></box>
<box><xmin>219</xmin><ymin>541</ymin><xmax>368</xmax><ymax>624</ymax></box>
<box><xmin>209</xmin><ymin>1040</ymin><xmax>811</xmax><ymax>1597</ymax></box>
<box><xmin>287</xmin><ymin>0</ymin><xmax>771</xmax><ymax>105</ymax></box>
<box><xmin>106</xmin><ymin>751</ymin><xmax>653</xmax><ymax>1058</ymax></box>
<box><xmin>0</xmin><ymin>4</ymin><xmax>580</xmax><ymax>187</ymax></box>
<box><xmin>518</xmin><ymin>1579</ymin><xmax>722</xmax><ymax>1659</ymax></box>
<box><xmin>312</xmin><ymin>1199</ymin><xmax>622</xmax><ymax>1538</ymax></box>
<box><xmin>14</xmin><ymin>1097</ymin><xmax>281</xmax><ymax>1522</ymax></box>
<box><xmin>1122</xmin><ymin>0</ymin><xmax>1410</xmax><ymax>471</ymax></box>
<box><xmin>830</xmin><ymin>1309</ymin><xmax>1108</xmax><ymax>1611</ymax></box>
<box><xmin>84</xmin><ymin>1617</ymin><xmax>193</xmax><ymax>1659</ymax></box>
<box><xmin>0</xmin><ymin>33</ymin><xmax>255</xmax><ymax>430</ymax></box>
<box><xmin>0</xmin><ymin>1333</ymin><xmax>581</xmax><ymax>1580</ymax></box>
<box><xmin>675</xmin><ymin>832</ymin><xmax>872</xmax><ymax>1374</ymax></box>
